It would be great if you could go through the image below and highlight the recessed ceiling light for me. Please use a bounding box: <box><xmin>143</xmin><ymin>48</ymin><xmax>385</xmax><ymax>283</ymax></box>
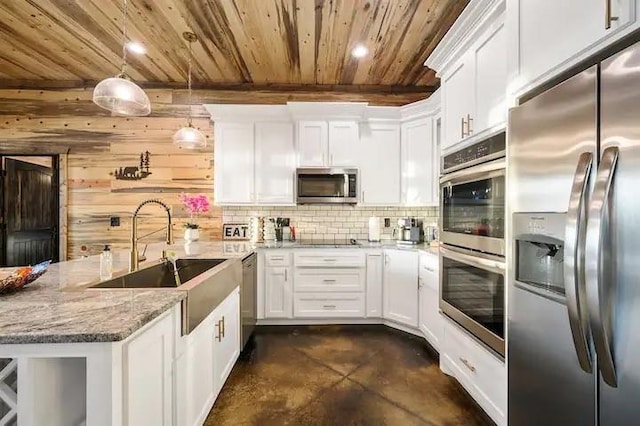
<box><xmin>126</xmin><ymin>41</ymin><xmax>147</xmax><ymax>55</ymax></box>
<box><xmin>352</xmin><ymin>44</ymin><xmax>369</xmax><ymax>58</ymax></box>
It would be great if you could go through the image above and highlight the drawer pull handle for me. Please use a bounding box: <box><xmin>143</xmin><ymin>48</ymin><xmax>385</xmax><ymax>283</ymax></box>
<box><xmin>323</xmin><ymin>279</ymin><xmax>337</xmax><ymax>283</ymax></box>
<box><xmin>270</xmin><ymin>256</ymin><xmax>285</xmax><ymax>261</ymax></box>
<box><xmin>323</xmin><ymin>259</ymin><xmax>337</xmax><ymax>262</ymax></box>
<box><xmin>323</xmin><ymin>304</ymin><xmax>337</xmax><ymax>309</ymax></box>
<box><xmin>459</xmin><ymin>357</ymin><xmax>476</xmax><ymax>373</ymax></box>
<box><xmin>423</xmin><ymin>267</ymin><xmax>436</xmax><ymax>273</ymax></box>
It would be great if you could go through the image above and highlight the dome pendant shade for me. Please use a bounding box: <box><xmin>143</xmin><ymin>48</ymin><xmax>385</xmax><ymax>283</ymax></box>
<box><xmin>173</xmin><ymin>125</ymin><xmax>207</xmax><ymax>149</ymax></box>
<box><xmin>93</xmin><ymin>77</ymin><xmax>151</xmax><ymax>116</ymax></box>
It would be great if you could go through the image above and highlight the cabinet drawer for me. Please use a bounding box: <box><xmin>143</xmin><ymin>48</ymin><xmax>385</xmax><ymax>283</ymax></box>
<box><xmin>294</xmin><ymin>292</ymin><xmax>365</xmax><ymax>318</ymax></box>
<box><xmin>294</xmin><ymin>269</ymin><xmax>364</xmax><ymax>292</ymax></box>
<box><xmin>443</xmin><ymin>320</ymin><xmax>505</xmax><ymax>422</ymax></box>
<box><xmin>265</xmin><ymin>252</ymin><xmax>291</xmax><ymax>267</ymax></box>
<box><xmin>294</xmin><ymin>251</ymin><xmax>365</xmax><ymax>268</ymax></box>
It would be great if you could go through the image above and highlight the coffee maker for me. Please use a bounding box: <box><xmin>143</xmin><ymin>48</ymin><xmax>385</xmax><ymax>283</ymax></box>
<box><xmin>395</xmin><ymin>218</ymin><xmax>424</xmax><ymax>244</ymax></box>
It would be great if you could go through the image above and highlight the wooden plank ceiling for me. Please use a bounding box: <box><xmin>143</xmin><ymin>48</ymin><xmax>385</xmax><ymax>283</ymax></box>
<box><xmin>0</xmin><ymin>0</ymin><xmax>467</xmax><ymax>104</ymax></box>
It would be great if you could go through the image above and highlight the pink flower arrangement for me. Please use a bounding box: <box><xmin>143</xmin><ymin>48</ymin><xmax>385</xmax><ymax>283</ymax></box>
<box><xmin>178</xmin><ymin>193</ymin><xmax>210</xmax><ymax>229</ymax></box>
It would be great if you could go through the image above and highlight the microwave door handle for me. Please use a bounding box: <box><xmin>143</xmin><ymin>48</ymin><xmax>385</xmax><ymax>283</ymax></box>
<box><xmin>564</xmin><ymin>152</ymin><xmax>594</xmax><ymax>373</ymax></box>
<box><xmin>344</xmin><ymin>174</ymin><xmax>349</xmax><ymax>199</ymax></box>
<box><xmin>586</xmin><ymin>146</ymin><xmax>619</xmax><ymax>388</ymax></box>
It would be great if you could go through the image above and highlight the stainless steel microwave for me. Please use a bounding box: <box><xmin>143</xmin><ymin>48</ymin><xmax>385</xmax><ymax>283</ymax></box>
<box><xmin>296</xmin><ymin>168</ymin><xmax>358</xmax><ymax>204</ymax></box>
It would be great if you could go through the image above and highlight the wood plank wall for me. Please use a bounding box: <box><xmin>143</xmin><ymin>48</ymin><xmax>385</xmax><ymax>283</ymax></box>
<box><xmin>0</xmin><ymin>87</ymin><xmax>429</xmax><ymax>260</ymax></box>
<box><xmin>0</xmin><ymin>88</ymin><xmax>219</xmax><ymax>259</ymax></box>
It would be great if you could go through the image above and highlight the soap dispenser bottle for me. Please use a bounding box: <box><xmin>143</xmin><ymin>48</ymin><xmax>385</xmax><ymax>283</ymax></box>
<box><xmin>100</xmin><ymin>245</ymin><xmax>113</xmax><ymax>280</ymax></box>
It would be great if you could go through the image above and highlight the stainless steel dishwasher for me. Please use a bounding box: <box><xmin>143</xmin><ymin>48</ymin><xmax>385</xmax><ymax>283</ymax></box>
<box><xmin>241</xmin><ymin>253</ymin><xmax>257</xmax><ymax>349</ymax></box>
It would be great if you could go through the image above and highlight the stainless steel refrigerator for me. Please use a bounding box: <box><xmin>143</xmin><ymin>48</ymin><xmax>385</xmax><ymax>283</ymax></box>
<box><xmin>508</xmin><ymin>39</ymin><xmax>640</xmax><ymax>425</ymax></box>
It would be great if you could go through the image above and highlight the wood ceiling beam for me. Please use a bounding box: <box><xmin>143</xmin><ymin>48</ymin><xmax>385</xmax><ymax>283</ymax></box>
<box><xmin>0</xmin><ymin>79</ymin><xmax>438</xmax><ymax>93</ymax></box>
<box><xmin>0</xmin><ymin>80</ymin><xmax>439</xmax><ymax>107</ymax></box>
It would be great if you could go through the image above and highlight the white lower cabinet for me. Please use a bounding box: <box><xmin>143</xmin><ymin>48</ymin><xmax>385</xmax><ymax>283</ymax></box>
<box><xmin>175</xmin><ymin>289</ymin><xmax>241</xmax><ymax>426</ymax></box>
<box><xmin>441</xmin><ymin>317</ymin><xmax>505</xmax><ymax>426</ymax></box>
<box><xmin>213</xmin><ymin>289</ymin><xmax>241</xmax><ymax>396</ymax></box>
<box><xmin>418</xmin><ymin>253</ymin><xmax>442</xmax><ymax>350</ymax></box>
<box><xmin>365</xmin><ymin>252</ymin><xmax>383</xmax><ymax>317</ymax></box>
<box><xmin>383</xmin><ymin>249</ymin><xmax>419</xmax><ymax>328</ymax></box>
<box><xmin>264</xmin><ymin>267</ymin><xmax>293</xmax><ymax>318</ymax></box>
<box><xmin>124</xmin><ymin>309</ymin><xmax>175</xmax><ymax>426</ymax></box>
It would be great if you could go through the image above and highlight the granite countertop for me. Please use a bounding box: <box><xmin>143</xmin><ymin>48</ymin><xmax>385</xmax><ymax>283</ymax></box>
<box><xmin>0</xmin><ymin>240</ymin><xmax>256</xmax><ymax>345</ymax></box>
<box><xmin>257</xmin><ymin>240</ymin><xmax>440</xmax><ymax>256</ymax></box>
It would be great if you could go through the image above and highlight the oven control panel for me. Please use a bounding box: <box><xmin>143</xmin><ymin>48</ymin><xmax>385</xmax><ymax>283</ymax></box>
<box><xmin>442</xmin><ymin>131</ymin><xmax>506</xmax><ymax>173</ymax></box>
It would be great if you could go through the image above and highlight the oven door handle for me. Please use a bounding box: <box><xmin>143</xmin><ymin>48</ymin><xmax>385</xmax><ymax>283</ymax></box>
<box><xmin>439</xmin><ymin>159</ymin><xmax>506</xmax><ymax>187</ymax></box>
<box><xmin>440</xmin><ymin>246</ymin><xmax>505</xmax><ymax>274</ymax></box>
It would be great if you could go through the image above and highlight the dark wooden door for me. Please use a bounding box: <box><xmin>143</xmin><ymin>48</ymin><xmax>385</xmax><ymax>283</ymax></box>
<box><xmin>2</xmin><ymin>158</ymin><xmax>58</xmax><ymax>266</ymax></box>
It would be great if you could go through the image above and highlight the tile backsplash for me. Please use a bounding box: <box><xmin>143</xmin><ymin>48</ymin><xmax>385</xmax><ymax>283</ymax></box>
<box><xmin>222</xmin><ymin>205</ymin><xmax>438</xmax><ymax>241</ymax></box>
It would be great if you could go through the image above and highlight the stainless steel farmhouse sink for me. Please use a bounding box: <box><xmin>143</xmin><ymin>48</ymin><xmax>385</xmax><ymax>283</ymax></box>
<box><xmin>87</xmin><ymin>257</ymin><xmax>241</xmax><ymax>335</ymax></box>
<box><xmin>90</xmin><ymin>258</ymin><xmax>227</xmax><ymax>289</ymax></box>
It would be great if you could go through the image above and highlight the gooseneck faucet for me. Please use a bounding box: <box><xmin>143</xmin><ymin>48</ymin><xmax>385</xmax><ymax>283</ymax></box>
<box><xmin>130</xmin><ymin>199</ymin><xmax>173</xmax><ymax>272</ymax></box>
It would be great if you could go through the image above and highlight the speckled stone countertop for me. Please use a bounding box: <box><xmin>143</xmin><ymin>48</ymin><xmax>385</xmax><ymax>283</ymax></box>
<box><xmin>257</xmin><ymin>240</ymin><xmax>440</xmax><ymax>256</ymax></box>
<box><xmin>0</xmin><ymin>240</ymin><xmax>255</xmax><ymax>345</ymax></box>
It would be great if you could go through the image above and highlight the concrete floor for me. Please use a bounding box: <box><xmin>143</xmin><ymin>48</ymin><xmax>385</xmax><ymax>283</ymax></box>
<box><xmin>205</xmin><ymin>325</ymin><xmax>494</xmax><ymax>426</ymax></box>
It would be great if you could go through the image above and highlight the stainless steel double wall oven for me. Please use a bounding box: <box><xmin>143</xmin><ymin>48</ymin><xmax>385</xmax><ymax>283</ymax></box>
<box><xmin>439</xmin><ymin>131</ymin><xmax>506</xmax><ymax>356</ymax></box>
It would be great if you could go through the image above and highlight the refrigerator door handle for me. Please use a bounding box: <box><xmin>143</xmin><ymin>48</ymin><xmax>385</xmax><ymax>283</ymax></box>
<box><xmin>564</xmin><ymin>152</ymin><xmax>594</xmax><ymax>373</ymax></box>
<box><xmin>586</xmin><ymin>146</ymin><xmax>619</xmax><ymax>388</ymax></box>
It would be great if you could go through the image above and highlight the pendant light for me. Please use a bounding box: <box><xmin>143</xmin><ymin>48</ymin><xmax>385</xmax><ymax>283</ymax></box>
<box><xmin>173</xmin><ymin>32</ymin><xmax>207</xmax><ymax>149</ymax></box>
<box><xmin>93</xmin><ymin>0</ymin><xmax>151</xmax><ymax>116</ymax></box>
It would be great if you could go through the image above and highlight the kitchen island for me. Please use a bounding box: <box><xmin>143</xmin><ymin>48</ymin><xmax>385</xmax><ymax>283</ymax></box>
<box><xmin>0</xmin><ymin>241</ymin><xmax>252</xmax><ymax>426</ymax></box>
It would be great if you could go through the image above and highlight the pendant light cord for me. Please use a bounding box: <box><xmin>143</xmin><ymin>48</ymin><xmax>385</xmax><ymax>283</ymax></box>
<box><xmin>120</xmin><ymin>0</ymin><xmax>129</xmax><ymax>76</ymax></box>
<box><xmin>187</xmin><ymin>39</ymin><xmax>193</xmax><ymax>127</ymax></box>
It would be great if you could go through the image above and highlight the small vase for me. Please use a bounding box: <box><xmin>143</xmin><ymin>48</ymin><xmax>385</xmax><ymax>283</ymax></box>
<box><xmin>184</xmin><ymin>228</ymin><xmax>200</xmax><ymax>242</ymax></box>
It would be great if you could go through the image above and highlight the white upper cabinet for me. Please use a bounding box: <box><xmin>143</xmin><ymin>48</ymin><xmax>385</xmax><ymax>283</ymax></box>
<box><xmin>401</xmin><ymin>118</ymin><xmax>436</xmax><ymax>206</ymax></box>
<box><xmin>426</xmin><ymin>2</ymin><xmax>508</xmax><ymax>151</ymax></box>
<box><xmin>297</xmin><ymin>120</ymin><xmax>359</xmax><ymax>167</ymax></box>
<box><xmin>441</xmin><ymin>18</ymin><xmax>506</xmax><ymax>150</ymax></box>
<box><xmin>473</xmin><ymin>21</ymin><xmax>507</xmax><ymax>133</ymax></box>
<box><xmin>359</xmin><ymin>123</ymin><xmax>401</xmax><ymax>205</ymax></box>
<box><xmin>255</xmin><ymin>122</ymin><xmax>296</xmax><ymax>204</ymax></box>
<box><xmin>297</xmin><ymin>121</ymin><xmax>328</xmax><ymax>166</ymax></box>
<box><xmin>214</xmin><ymin>122</ymin><xmax>255</xmax><ymax>204</ymax></box>
<box><xmin>442</xmin><ymin>57</ymin><xmax>475</xmax><ymax>149</ymax></box>
<box><xmin>511</xmin><ymin>0</ymin><xmax>636</xmax><ymax>95</ymax></box>
<box><xmin>383</xmin><ymin>249</ymin><xmax>419</xmax><ymax>327</ymax></box>
<box><xmin>328</xmin><ymin>121</ymin><xmax>359</xmax><ymax>166</ymax></box>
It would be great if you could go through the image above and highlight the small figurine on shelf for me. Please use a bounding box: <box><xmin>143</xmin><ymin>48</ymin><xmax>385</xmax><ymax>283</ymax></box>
<box><xmin>178</xmin><ymin>193</ymin><xmax>210</xmax><ymax>242</ymax></box>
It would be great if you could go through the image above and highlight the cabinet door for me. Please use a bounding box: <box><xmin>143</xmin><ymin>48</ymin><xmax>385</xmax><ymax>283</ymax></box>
<box><xmin>383</xmin><ymin>250</ymin><xmax>419</xmax><ymax>327</ymax></box>
<box><xmin>360</xmin><ymin>123</ymin><xmax>401</xmax><ymax>205</ymax></box>
<box><xmin>419</xmin><ymin>255</ymin><xmax>442</xmax><ymax>350</ymax></box>
<box><xmin>516</xmin><ymin>0</ymin><xmax>631</xmax><ymax>89</ymax></box>
<box><xmin>255</xmin><ymin>122</ymin><xmax>295</xmax><ymax>204</ymax></box>
<box><xmin>124</xmin><ymin>313</ymin><xmax>174</xmax><ymax>426</ymax></box>
<box><xmin>184</xmin><ymin>318</ymin><xmax>215</xmax><ymax>426</ymax></box>
<box><xmin>366</xmin><ymin>253</ymin><xmax>383</xmax><ymax>317</ymax></box>
<box><xmin>297</xmin><ymin>121</ymin><xmax>328</xmax><ymax>166</ymax></box>
<box><xmin>473</xmin><ymin>22</ymin><xmax>507</xmax><ymax>133</ymax></box>
<box><xmin>264</xmin><ymin>267</ymin><xmax>293</xmax><ymax>318</ymax></box>
<box><xmin>401</xmin><ymin>118</ymin><xmax>435</xmax><ymax>206</ymax></box>
<box><xmin>328</xmin><ymin>121</ymin><xmax>359</xmax><ymax>166</ymax></box>
<box><xmin>214</xmin><ymin>122</ymin><xmax>254</xmax><ymax>204</ymax></box>
<box><xmin>442</xmin><ymin>57</ymin><xmax>474</xmax><ymax>149</ymax></box>
<box><xmin>213</xmin><ymin>290</ymin><xmax>240</xmax><ymax>395</ymax></box>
